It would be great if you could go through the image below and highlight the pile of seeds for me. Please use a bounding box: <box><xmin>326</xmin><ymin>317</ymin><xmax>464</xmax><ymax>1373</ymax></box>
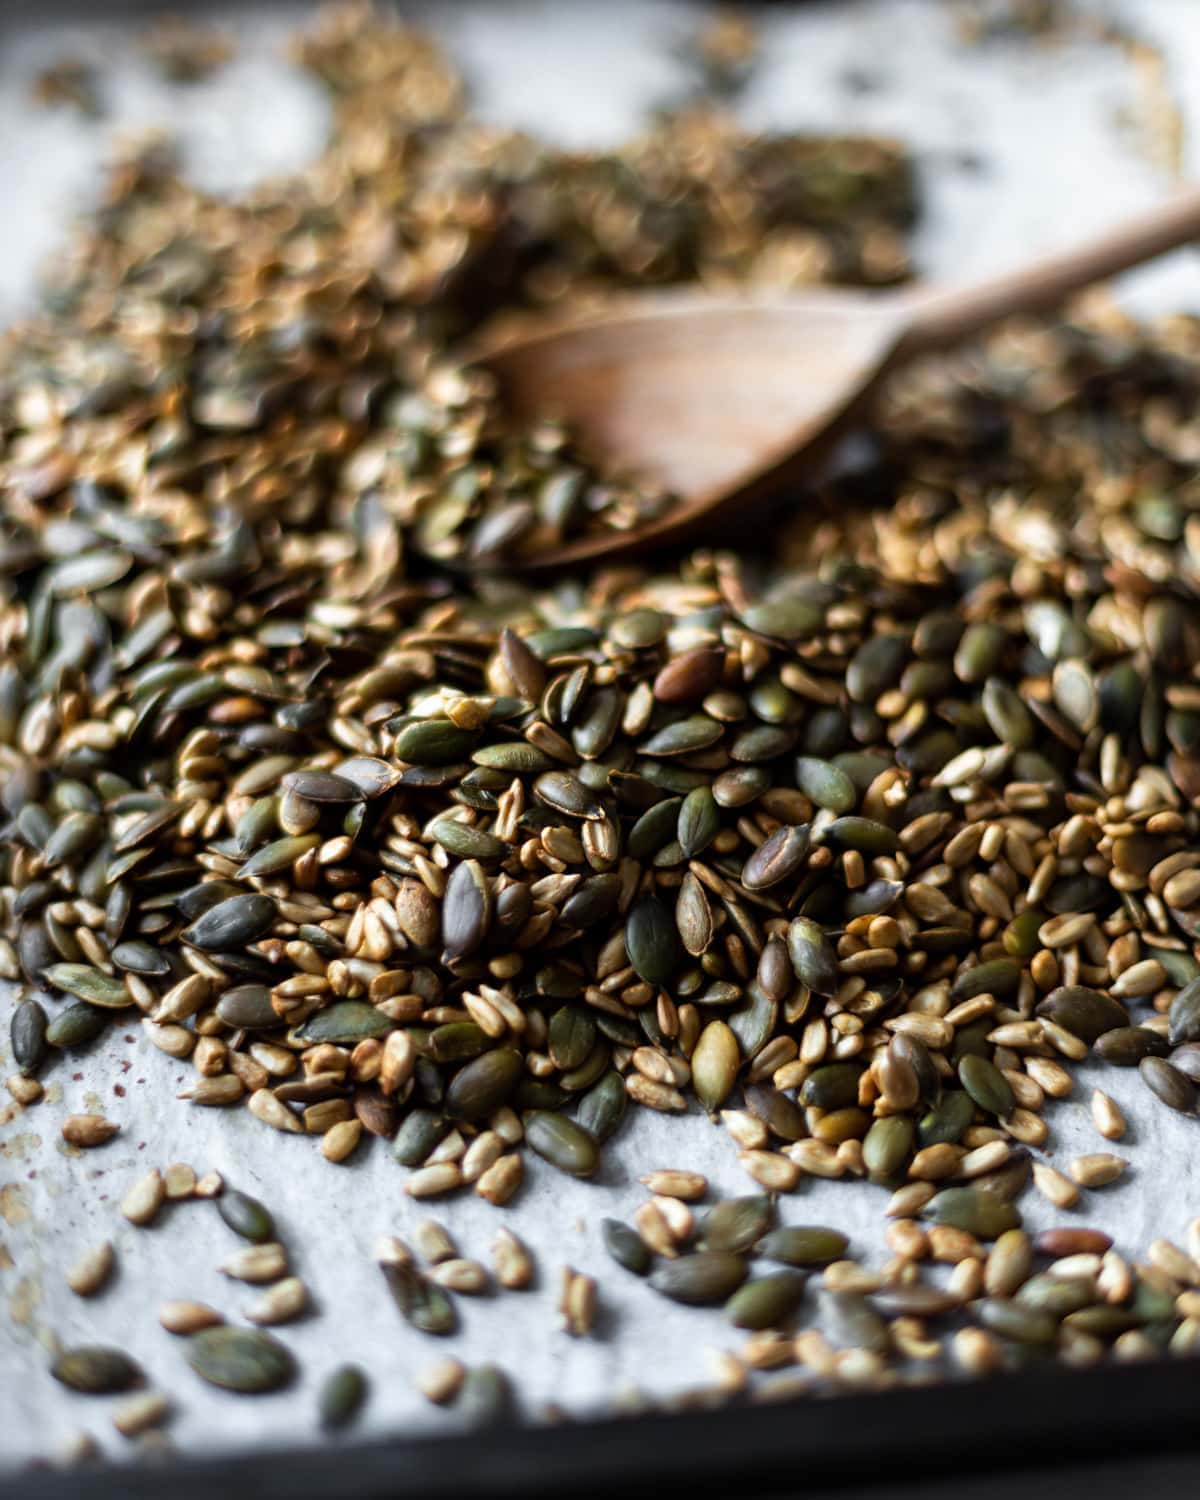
<box><xmin>8</xmin><ymin>0</ymin><xmax>1200</xmax><ymax>1435</ymax></box>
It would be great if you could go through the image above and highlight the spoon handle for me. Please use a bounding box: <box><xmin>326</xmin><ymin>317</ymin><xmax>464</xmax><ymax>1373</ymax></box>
<box><xmin>895</xmin><ymin>185</ymin><xmax>1200</xmax><ymax>357</ymax></box>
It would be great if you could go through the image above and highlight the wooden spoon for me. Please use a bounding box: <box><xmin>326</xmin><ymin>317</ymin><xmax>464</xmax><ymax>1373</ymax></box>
<box><xmin>470</xmin><ymin>188</ymin><xmax>1200</xmax><ymax>571</ymax></box>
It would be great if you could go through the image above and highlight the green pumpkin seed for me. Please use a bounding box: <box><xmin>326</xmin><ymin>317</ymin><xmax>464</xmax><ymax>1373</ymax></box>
<box><xmin>549</xmin><ymin>1007</ymin><xmax>596</xmax><ymax>1072</ymax></box>
<box><xmin>319</xmin><ymin>1364</ymin><xmax>367</xmax><ymax>1431</ymax></box>
<box><xmin>726</xmin><ymin>1271</ymin><xmax>807</xmax><ymax>1330</ymax></box>
<box><xmin>757</xmin><ymin>1226</ymin><xmax>848</xmax><ymax>1267</ymax></box>
<box><xmin>46</xmin><ymin>1002</ymin><xmax>109</xmax><ymax>1050</ymax></box>
<box><xmin>786</xmin><ymin>915</ymin><xmax>839</xmax><ymax>995</ymax></box>
<box><xmin>863</xmin><ymin>1115</ymin><xmax>915</xmax><ymax>1180</ymax></box>
<box><xmin>458</xmin><ymin>1365</ymin><xmax>513</xmax><ymax>1428</ymax></box>
<box><xmin>575</xmin><ymin>1071</ymin><xmax>627</xmax><ymax>1143</ymax></box>
<box><xmin>801</xmin><ymin>1062</ymin><xmax>862</xmax><ymax>1111</ymax></box>
<box><xmin>1094</xmin><ymin>1027</ymin><xmax>1169</xmax><ymax>1066</ymax></box>
<box><xmin>823</xmin><ymin>816</ymin><xmax>899</xmax><ymax>855</ymax></box>
<box><xmin>1140</xmin><ymin>1055</ymin><xmax>1196</xmax><ymax>1113</ymax></box>
<box><xmin>739</xmin><ymin>598</ymin><xmax>823</xmax><ymax>641</ymax></box>
<box><xmin>742</xmin><ymin>825</ymin><xmax>810</xmax><ymax>890</ymax></box>
<box><xmin>975</xmin><ymin>1298</ymin><xmax>1057</xmax><ymax>1346</ymax></box>
<box><xmin>394</xmin><ymin>1110</ymin><xmax>451</xmax><ymax>1167</ymax></box>
<box><xmin>445</xmin><ymin>1048</ymin><xmax>522</xmax><ymax>1120</ymax></box>
<box><xmin>923</xmin><ymin>1186</ymin><xmax>1020</xmax><ymax>1239</ymax></box>
<box><xmin>699</xmin><ymin>1195</ymin><xmax>775</xmax><ymax>1254</ymax></box>
<box><xmin>187</xmin><ymin>1327</ymin><xmax>296</xmax><ymax>1391</ymax></box>
<box><xmin>794</xmin><ymin>756</ymin><xmax>856</xmax><ymax>813</ymax></box>
<box><xmin>185</xmin><ymin>894</ymin><xmax>276</xmax><ymax>952</ymax></box>
<box><xmin>677</xmin><ymin>785</ymin><xmax>720</xmax><ymax>859</ymax></box>
<box><xmin>691</xmin><ymin>1019</ymin><xmax>740</xmax><ymax>1112</ymax></box>
<box><xmin>298</xmin><ymin>1001</ymin><xmax>393</xmax><ymax>1044</ymax></box>
<box><xmin>41</xmin><ymin>962</ymin><xmax>130</xmax><ymax>1009</ymax></box>
<box><xmin>12</xmin><ymin>998</ymin><xmax>49</xmax><ymax>1075</ymax></box>
<box><xmin>602</xmin><ymin>1219</ymin><xmax>652</xmax><ymax>1276</ymax></box>
<box><xmin>650</xmin><ymin>1250</ymin><xmax>748</xmax><ymax>1305</ymax></box>
<box><xmin>958</xmin><ymin>1054</ymin><xmax>1014</xmax><ymax>1117</ymax></box>
<box><xmin>241</xmin><ymin>834</ymin><xmax>321</xmax><ymax>877</ymax></box>
<box><xmin>1036</xmin><ymin>986</ymin><xmax>1128</xmax><ymax>1042</ymax></box>
<box><xmin>392</xmin><ymin>722</ymin><xmax>478</xmax><ymax>767</ymax></box>
<box><xmin>216</xmin><ymin>985</ymin><xmax>280</xmax><ymax>1030</ymax></box>
<box><xmin>625</xmin><ymin>895</ymin><xmax>678</xmax><ymax>987</ymax></box>
<box><xmin>442</xmin><ymin>859</ymin><xmax>491</xmax><ymax>959</ymax></box>
<box><xmin>52</xmin><ymin>1346</ymin><xmax>142</xmax><ymax>1394</ymax></box>
<box><xmin>525</xmin><ymin>1111</ymin><xmax>599</xmax><ymax>1177</ymax></box>
<box><xmin>1167</xmin><ymin>977</ymin><xmax>1200</xmax><ymax>1046</ymax></box>
<box><xmin>846</xmin><ymin>633</ymin><xmax>908</xmax><ymax>704</ymax></box>
<box><xmin>744</xmin><ymin>1083</ymin><xmax>806</xmax><ymax>1141</ymax></box>
<box><xmin>217</xmin><ymin>1189</ymin><xmax>275</xmax><ymax>1244</ymax></box>
<box><xmin>952</xmin><ymin>957</ymin><xmax>1020</xmax><ymax>1001</ymax></box>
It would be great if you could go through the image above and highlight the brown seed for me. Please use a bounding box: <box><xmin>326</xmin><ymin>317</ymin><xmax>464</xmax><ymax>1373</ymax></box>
<box><xmin>62</xmin><ymin>1114</ymin><xmax>120</xmax><ymax>1148</ymax></box>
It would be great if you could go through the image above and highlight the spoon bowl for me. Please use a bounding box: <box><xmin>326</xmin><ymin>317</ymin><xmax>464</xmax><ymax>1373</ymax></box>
<box><xmin>467</xmin><ymin>187</ymin><xmax>1200</xmax><ymax>571</ymax></box>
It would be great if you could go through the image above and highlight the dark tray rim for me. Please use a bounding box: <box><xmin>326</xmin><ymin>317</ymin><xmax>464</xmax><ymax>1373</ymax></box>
<box><xmin>5</xmin><ymin>1352</ymin><xmax>1200</xmax><ymax>1500</ymax></box>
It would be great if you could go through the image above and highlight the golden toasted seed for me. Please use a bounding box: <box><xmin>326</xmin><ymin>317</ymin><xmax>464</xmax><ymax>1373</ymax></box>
<box><xmin>1091</xmin><ymin>1089</ymin><xmax>1126</xmax><ymax>1141</ymax></box>
<box><xmin>462</xmin><ymin>1130</ymin><xmax>503</xmax><ymax>1183</ymax></box>
<box><xmin>741</xmin><ymin>1331</ymin><xmax>795</xmax><ymax>1370</ymax></box>
<box><xmin>219</xmin><ymin>1242</ymin><xmax>289</xmax><ymax>1283</ymax></box>
<box><xmin>721</xmin><ymin>1109</ymin><xmax>769</xmax><ymax>1150</ymax></box>
<box><xmin>706</xmin><ymin>1348</ymin><xmax>749</xmax><ymax>1393</ymax></box>
<box><xmin>194</xmin><ymin>1170</ymin><xmax>223</xmax><ymax>1199</ymax></box>
<box><xmin>159</xmin><ymin>1300</ymin><xmax>224</xmax><ymax>1335</ymax></box>
<box><xmin>405</xmin><ymin>1162</ymin><xmax>463</xmax><ymax>1198</ymax></box>
<box><xmin>738</xmin><ymin>1149</ymin><xmax>799</xmax><ymax>1192</ymax></box>
<box><xmin>321</xmin><ymin>1118</ymin><xmax>363</xmax><ymax>1162</ymax></box>
<box><xmin>476</xmin><ymin>1152</ymin><xmax>523</xmax><ymax>1205</ymax></box>
<box><xmin>1069</xmin><ymin>1153</ymin><xmax>1128</xmax><ymax>1188</ymax></box>
<box><xmin>1148</xmin><ymin>1239</ymin><xmax>1200</xmax><ymax>1286</ymax></box>
<box><xmin>121</xmin><ymin>1169</ymin><xmax>166</xmax><ymax>1227</ymax></box>
<box><xmin>492</xmin><ymin>1227</ymin><xmax>535</xmax><ymax>1290</ymax></box>
<box><xmin>62</xmin><ymin>1114</ymin><xmax>120</xmax><ymax>1148</ymax></box>
<box><xmin>953</xmin><ymin>1327</ymin><xmax>1004</xmax><ymax>1375</ymax></box>
<box><xmin>559</xmin><ymin>1266</ymin><xmax>597</xmax><ymax>1336</ymax></box>
<box><xmin>640</xmin><ymin>1170</ymin><xmax>708</xmax><ymax>1201</ymax></box>
<box><xmin>248</xmin><ymin>1089</ymin><xmax>304</xmax><ymax>1134</ymax></box>
<box><xmin>414</xmin><ymin>1219</ymin><xmax>458</xmax><ymax>1264</ymax></box>
<box><xmin>823</xmin><ymin>1260</ymin><xmax>883</xmax><ymax>1294</ymax></box>
<box><xmin>985</xmin><ymin>1229</ymin><xmax>1033</xmax><ymax>1298</ymax></box>
<box><xmin>887</xmin><ymin>1181</ymin><xmax>936</xmax><ymax>1217</ymax></box>
<box><xmin>416</xmin><ymin>1356</ymin><xmax>465</xmax><ymax>1405</ymax></box>
<box><xmin>112</xmin><ymin>1390</ymin><xmax>170</xmax><ymax>1438</ymax></box>
<box><xmin>66</xmin><ymin>1241</ymin><xmax>115</xmax><ymax>1298</ymax></box>
<box><xmin>429</xmin><ymin>1257</ymin><xmax>489</xmax><ymax>1294</ymax></box>
<box><xmin>7</xmin><ymin>1074</ymin><xmax>42</xmax><ymax>1105</ymax></box>
<box><xmin>244</xmin><ymin>1276</ymin><xmax>310</xmax><ymax>1325</ymax></box>
<box><xmin>1032</xmin><ymin>1161</ymin><xmax>1079</xmax><ymax>1209</ymax></box>
<box><xmin>634</xmin><ymin>1199</ymin><xmax>679</xmax><ymax>1258</ymax></box>
<box><xmin>163</xmin><ymin>1163</ymin><xmax>197</xmax><ymax>1200</ymax></box>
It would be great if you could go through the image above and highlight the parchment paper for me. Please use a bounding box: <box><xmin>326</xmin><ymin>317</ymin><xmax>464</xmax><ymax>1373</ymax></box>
<box><xmin>2</xmin><ymin>0</ymin><xmax>1198</xmax><ymax>1470</ymax></box>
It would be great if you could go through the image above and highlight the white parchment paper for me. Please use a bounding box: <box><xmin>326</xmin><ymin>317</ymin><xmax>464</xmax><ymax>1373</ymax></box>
<box><xmin>1</xmin><ymin>0</ymin><xmax>1199</xmax><ymax>1470</ymax></box>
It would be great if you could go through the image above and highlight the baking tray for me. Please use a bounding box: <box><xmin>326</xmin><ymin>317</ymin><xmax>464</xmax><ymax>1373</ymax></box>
<box><xmin>3</xmin><ymin>0</ymin><xmax>1200</xmax><ymax>1494</ymax></box>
